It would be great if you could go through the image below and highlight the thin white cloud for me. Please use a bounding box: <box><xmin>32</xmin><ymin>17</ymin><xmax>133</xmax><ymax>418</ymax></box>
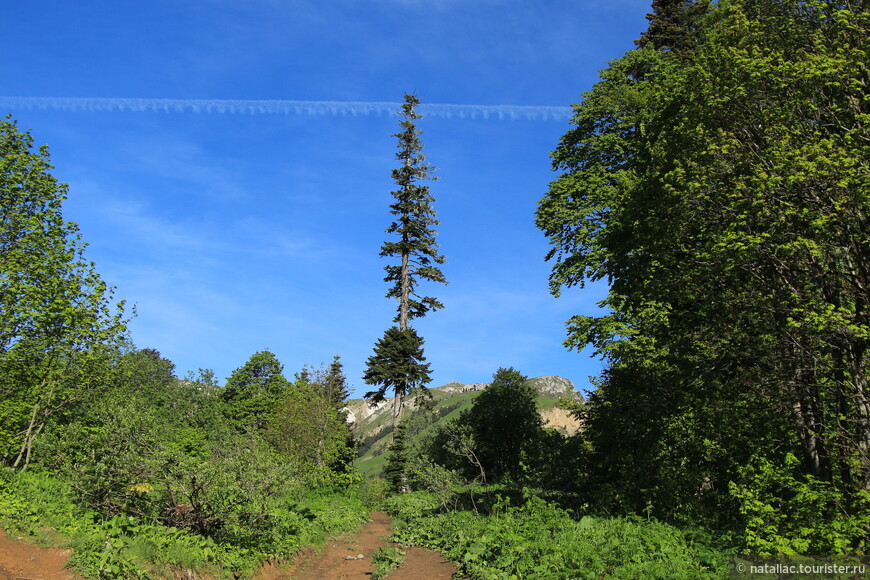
<box><xmin>371</xmin><ymin>0</ymin><xmax>506</xmax><ymax>8</ymax></box>
<box><xmin>0</xmin><ymin>97</ymin><xmax>571</xmax><ymax>122</ymax></box>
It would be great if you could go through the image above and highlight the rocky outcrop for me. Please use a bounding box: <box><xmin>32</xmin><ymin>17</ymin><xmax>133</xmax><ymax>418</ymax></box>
<box><xmin>527</xmin><ymin>376</ymin><xmax>584</xmax><ymax>401</ymax></box>
<box><xmin>342</xmin><ymin>398</ymin><xmax>389</xmax><ymax>425</ymax></box>
<box><xmin>437</xmin><ymin>381</ymin><xmax>487</xmax><ymax>394</ymax></box>
<box><xmin>540</xmin><ymin>407</ymin><xmax>583</xmax><ymax>434</ymax></box>
<box><xmin>438</xmin><ymin>381</ymin><xmax>465</xmax><ymax>394</ymax></box>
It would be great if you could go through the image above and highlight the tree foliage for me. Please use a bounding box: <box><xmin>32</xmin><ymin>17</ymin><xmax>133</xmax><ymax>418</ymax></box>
<box><xmin>264</xmin><ymin>371</ymin><xmax>355</xmax><ymax>477</ymax></box>
<box><xmin>363</xmin><ymin>326</ymin><xmax>432</xmax><ymax>425</ymax></box>
<box><xmin>537</xmin><ymin>0</ymin><xmax>870</xmax><ymax>551</ymax></box>
<box><xmin>381</xmin><ymin>93</ymin><xmax>447</xmax><ymax>331</ymax></box>
<box><xmin>462</xmin><ymin>368</ymin><xmax>544</xmax><ymax>483</ymax></box>
<box><xmin>220</xmin><ymin>349</ymin><xmax>290</xmax><ymax>431</ymax></box>
<box><xmin>322</xmin><ymin>354</ymin><xmax>350</xmax><ymax>408</ymax></box>
<box><xmin>0</xmin><ymin>116</ymin><xmax>127</xmax><ymax>469</ymax></box>
<box><xmin>635</xmin><ymin>0</ymin><xmax>709</xmax><ymax>56</ymax></box>
<box><xmin>383</xmin><ymin>421</ymin><xmax>410</xmax><ymax>493</ymax></box>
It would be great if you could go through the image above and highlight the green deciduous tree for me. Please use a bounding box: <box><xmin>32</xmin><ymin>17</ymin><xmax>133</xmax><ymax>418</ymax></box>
<box><xmin>264</xmin><ymin>370</ymin><xmax>355</xmax><ymax>477</ymax></box>
<box><xmin>463</xmin><ymin>367</ymin><xmax>543</xmax><ymax>483</ymax></box>
<box><xmin>220</xmin><ymin>350</ymin><xmax>290</xmax><ymax>431</ymax></box>
<box><xmin>114</xmin><ymin>347</ymin><xmax>177</xmax><ymax>404</ymax></box>
<box><xmin>537</xmin><ymin>0</ymin><xmax>870</xmax><ymax>551</ymax></box>
<box><xmin>34</xmin><ymin>345</ymin><xmax>227</xmax><ymax>521</ymax></box>
<box><xmin>0</xmin><ymin>116</ymin><xmax>127</xmax><ymax>470</ymax></box>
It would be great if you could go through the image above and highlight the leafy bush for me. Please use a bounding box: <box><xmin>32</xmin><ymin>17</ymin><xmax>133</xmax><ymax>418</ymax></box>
<box><xmin>382</xmin><ymin>491</ymin><xmax>441</xmax><ymax>521</ymax></box>
<box><xmin>730</xmin><ymin>453</ymin><xmax>870</xmax><ymax>554</ymax></box>
<box><xmin>0</xmin><ymin>467</ymin><xmax>83</xmax><ymax>537</ymax></box>
<box><xmin>67</xmin><ymin>514</ymin><xmax>228</xmax><ymax>579</ymax></box>
<box><xmin>1</xmin><ymin>468</ymin><xmax>245</xmax><ymax>577</ymax></box>
<box><xmin>297</xmin><ymin>487</ymin><xmax>371</xmax><ymax>540</ymax></box>
<box><xmin>388</xmin><ymin>491</ymin><xmax>727</xmax><ymax>579</ymax></box>
<box><xmin>371</xmin><ymin>546</ymin><xmax>406</xmax><ymax>579</ymax></box>
<box><xmin>354</xmin><ymin>475</ymin><xmax>391</xmax><ymax>509</ymax></box>
<box><xmin>35</xmin><ymin>398</ymin><xmax>167</xmax><ymax>519</ymax></box>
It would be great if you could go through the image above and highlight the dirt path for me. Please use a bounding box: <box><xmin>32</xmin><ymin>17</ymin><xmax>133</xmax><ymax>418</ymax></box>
<box><xmin>259</xmin><ymin>512</ymin><xmax>457</xmax><ymax>580</ymax></box>
<box><xmin>0</xmin><ymin>528</ymin><xmax>76</xmax><ymax>580</ymax></box>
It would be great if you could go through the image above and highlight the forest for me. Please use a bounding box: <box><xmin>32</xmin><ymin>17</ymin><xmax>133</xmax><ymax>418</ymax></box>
<box><xmin>1</xmin><ymin>0</ymin><xmax>869</xmax><ymax>578</ymax></box>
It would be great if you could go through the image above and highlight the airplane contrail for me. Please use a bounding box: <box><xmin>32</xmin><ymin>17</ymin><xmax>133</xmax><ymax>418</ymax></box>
<box><xmin>0</xmin><ymin>97</ymin><xmax>572</xmax><ymax>122</ymax></box>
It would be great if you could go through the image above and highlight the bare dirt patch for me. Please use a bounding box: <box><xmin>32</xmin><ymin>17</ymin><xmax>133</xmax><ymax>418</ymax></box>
<box><xmin>0</xmin><ymin>528</ymin><xmax>77</xmax><ymax>580</ymax></box>
<box><xmin>255</xmin><ymin>511</ymin><xmax>456</xmax><ymax>579</ymax></box>
<box><xmin>541</xmin><ymin>407</ymin><xmax>582</xmax><ymax>434</ymax></box>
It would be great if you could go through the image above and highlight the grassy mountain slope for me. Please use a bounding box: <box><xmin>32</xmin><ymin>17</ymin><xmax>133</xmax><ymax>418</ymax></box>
<box><xmin>346</xmin><ymin>376</ymin><xmax>583</xmax><ymax>478</ymax></box>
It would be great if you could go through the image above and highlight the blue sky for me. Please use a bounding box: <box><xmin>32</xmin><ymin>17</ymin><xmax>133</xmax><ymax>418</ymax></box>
<box><xmin>3</xmin><ymin>0</ymin><xmax>649</xmax><ymax>397</ymax></box>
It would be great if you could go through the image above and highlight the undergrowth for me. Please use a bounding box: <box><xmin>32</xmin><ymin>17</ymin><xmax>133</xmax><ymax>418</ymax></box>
<box><xmin>385</xmin><ymin>490</ymin><xmax>729</xmax><ymax>579</ymax></box>
<box><xmin>0</xmin><ymin>467</ymin><xmax>369</xmax><ymax>579</ymax></box>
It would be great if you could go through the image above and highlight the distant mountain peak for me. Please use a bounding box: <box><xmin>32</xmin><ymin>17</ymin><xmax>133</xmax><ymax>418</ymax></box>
<box><xmin>434</xmin><ymin>375</ymin><xmax>583</xmax><ymax>401</ymax></box>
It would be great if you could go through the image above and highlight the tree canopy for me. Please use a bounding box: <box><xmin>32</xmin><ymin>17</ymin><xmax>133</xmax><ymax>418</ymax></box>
<box><xmin>220</xmin><ymin>349</ymin><xmax>291</xmax><ymax>431</ymax></box>
<box><xmin>0</xmin><ymin>116</ymin><xmax>127</xmax><ymax>469</ymax></box>
<box><xmin>462</xmin><ymin>367</ymin><xmax>543</xmax><ymax>483</ymax></box>
<box><xmin>264</xmin><ymin>371</ymin><xmax>354</xmax><ymax>475</ymax></box>
<box><xmin>537</xmin><ymin>0</ymin><xmax>870</xmax><ymax>551</ymax></box>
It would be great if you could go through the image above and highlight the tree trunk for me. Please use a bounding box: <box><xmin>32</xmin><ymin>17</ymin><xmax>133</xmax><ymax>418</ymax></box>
<box><xmin>13</xmin><ymin>396</ymin><xmax>42</xmax><ymax>471</ymax></box>
<box><xmin>392</xmin><ymin>390</ymin><xmax>403</xmax><ymax>428</ymax></box>
<box><xmin>400</xmin><ymin>250</ymin><xmax>409</xmax><ymax>332</ymax></box>
<box><xmin>395</xmin><ymin>218</ymin><xmax>410</xmax><ymax>428</ymax></box>
<box><xmin>850</xmin><ymin>342</ymin><xmax>870</xmax><ymax>493</ymax></box>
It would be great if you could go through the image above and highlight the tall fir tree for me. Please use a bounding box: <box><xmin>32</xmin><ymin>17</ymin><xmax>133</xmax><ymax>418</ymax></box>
<box><xmin>321</xmin><ymin>354</ymin><xmax>350</xmax><ymax>409</ymax></box>
<box><xmin>381</xmin><ymin>93</ymin><xmax>447</xmax><ymax>330</ymax></box>
<box><xmin>365</xmin><ymin>94</ymin><xmax>446</xmax><ymax>426</ymax></box>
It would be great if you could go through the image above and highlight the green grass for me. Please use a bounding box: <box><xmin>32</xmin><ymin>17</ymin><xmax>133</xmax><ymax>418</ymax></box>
<box><xmin>358</xmin><ymin>452</ymin><xmax>389</xmax><ymax>479</ymax></box>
